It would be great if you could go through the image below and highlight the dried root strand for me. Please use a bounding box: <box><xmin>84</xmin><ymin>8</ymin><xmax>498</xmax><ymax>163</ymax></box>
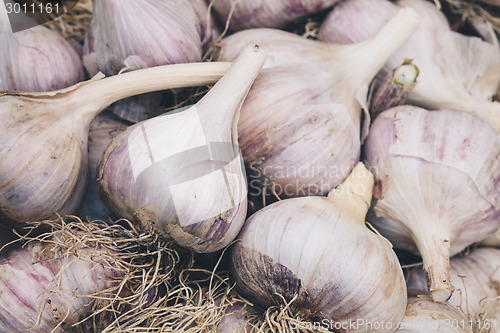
<box><xmin>437</xmin><ymin>0</ymin><xmax>500</xmax><ymax>34</ymax></box>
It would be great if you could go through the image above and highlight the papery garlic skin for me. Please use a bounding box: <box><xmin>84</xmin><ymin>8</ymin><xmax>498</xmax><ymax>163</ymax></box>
<box><xmin>217</xmin><ymin>8</ymin><xmax>420</xmax><ymax>198</ymax></box>
<box><xmin>319</xmin><ymin>0</ymin><xmax>500</xmax><ymax>132</ymax></box>
<box><xmin>364</xmin><ymin>106</ymin><xmax>500</xmax><ymax>302</ymax></box>
<box><xmin>407</xmin><ymin>248</ymin><xmax>500</xmax><ymax>326</ymax></box>
<box><xmin>0</xmin><ymin>25</ymin><xmax>84</xmax><ymax>92</ymax></box>
<box><xmin>211</xmin><ymin>0</ymin><xmax>341</xmax><ymax>31</ymax></box>
<box><xmin>97</xmin><ymin>44</ymin><xmax>266</xmax><ymax>253</ymax></box>
<box><xmin>77</xmin><ymin>112</ymin><xmax>128</xmax><ymax>222</ymax></box>
<box><xmin>398</xmin><ymin>290</ymin><xmax>472</xmax><ymax>333</ymax></box>
<box><xmin>0</xmin><ymin>241</ymin><xmax>122</xmax><ymax>332</ymax></box>
<box><xmin>231</xmin><ymin>163</ymin><xmax>407</xmax><ymax>332</ymax></box>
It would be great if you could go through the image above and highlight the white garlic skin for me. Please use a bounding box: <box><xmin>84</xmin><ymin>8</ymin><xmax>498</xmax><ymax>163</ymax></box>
<box><xmin>83</xmin><ymin>0</ymin><xmax>209</xmax><ymax>77</ymax></box>
<box><xmin>0</xmin><ymin>25</ymin><xmax>84</xmax><ymax>92</ymax></box>
<box><xmin>216</xmin><ymin>301</ymin><xmax>249</xmax><ymax>333</ymax></box>
<box><xmin>407</xmin><ymin>248</ymin><xmax>500</xmax><ymax>325</ymax></box>
<box><xmin>398</xmin><ymin>291</ymin><xmax>472</xmax><ymax>333</ymax></box>
<box><xmin>0</xmin><ymin>95</ymin><xmax>91</xmax><ymax>225</ymax></box>
<box><xmin>211</xmin><ymin>0</ymin><xmax>341</xmax><ymax>31</ymax></box>
<box><xmin>0</xmin><ymin>242</ymin><xmax>122</xmax><ymax>332</ymax></box>
<box><xmin>231</xmin><ymin>164</ymin><xmax>407</xmax><ymax>332</ymax></box>
<box><xmin>364</xmin><ymin>105</ymin><xmax>500</xmax><ymax>301</ymax></box>
<box><xmin>77</xmin><ymin>112</ymin><xmax>128</xmax><ymax>221</ymax></box>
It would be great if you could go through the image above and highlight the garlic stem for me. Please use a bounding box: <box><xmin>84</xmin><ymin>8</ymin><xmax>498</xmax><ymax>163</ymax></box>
<box><xmin>370</xmin><ymin>60</ymin><xmax>419</xmax><ymax>116</ymax></box>
<box><xmin>196</xmin><ymin>44</ymin><xmax>266</xmax><ymax>143</ymax></box>
<box><xmin>414</xmin><ymin>230</ymin><xmax>454</xmax><ymax>303</ymax></box>
<box><xmin>352</xmin><ymin>7</ymin><xmax>420</xmax><ymax>82</ymax></box>
<box><xmin>327</xmin><ymin>162</ymin><xmax>374</xmax><ymax>222</ymax></box>
<box><xmin>73</xmin><ymin>62</ymin><xmax>232</xmax><ymax>119</ymax></box>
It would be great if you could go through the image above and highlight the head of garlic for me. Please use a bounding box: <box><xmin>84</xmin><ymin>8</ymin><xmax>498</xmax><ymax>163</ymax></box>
<box><xmin>96</xmin><ymin>44</ymin><xmax>266</xmax><ymax>253</ymax></box>
<box><xmin>216</xmin><ymin>8</ymin><xmax>420</xmax><ymax>198</ymax></box>
<box><xmin>398</xmin><ymin>290</ymin><xmax>473</xmax><ymax>332</ymax></box>
<box><xmin>231</xmin><ymin>163</ymin><xmax>407</xmax><ymax>332</ymax></box>
<box><xmin>0</xmin><ymin>60</ymin><xmax>231</xmax><ymax>227</ymax></box>
<box><xmin>363</xmin><ymin>105</ymin><xmax>500</xmax><ymax>302</ymax></box>
<box><xmin>407</xmin><ymin>248</ymin><xmax>500</xmax><ymax>327</ymax></box>
<box><xmin>319</xmin><ymin>0</ymin><xmax>500</xmax><ymax>132</ymax></box>
<box><xmin>211</xmin><ymin>0</ymin><xmax>341</xmax><ymax>31</ymax></box>
<box><xmin>0</xmin><ymin>6</ymin><xmax>84</xmax><ymax>92</ymax></box>
<box><xmin>0</xmin><ymin>239</ymin><xmax>123</xmax><ymax>332</ymax></box>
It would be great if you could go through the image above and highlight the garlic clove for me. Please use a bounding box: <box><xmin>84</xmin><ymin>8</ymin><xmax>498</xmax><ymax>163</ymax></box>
<box><xmin>407</xmin><ymin>248</ymin><xmax>500</xmax><ymax>326</ymax></box>
<box><xmin>364</xmin><ymin>105</ymin><xmax>500</xmax><ymax>302</ymax></box>
<box><xmin>0</xmin><ymin>7</ymin><xmax>84</xmax><ymax>92</ymax></box>
<box><xmin>97</xmin><ymin>44</ymin><xmax>267</xmax><ymax>253</ymax></box>
<box><xmin>0</xmin><ymin>61</ymin><xmax>231</xmax><ymax>226</ymax></box>
<box><xmin>217</xmin><ymin>8</ymin><xmax>420</xmax><ymax>198</ymax></box>
<box><xmin>211</xmin><ymin>0</ymin><xmax>342</xmax><ymax>32</ymax></box>
<box><xmin>231</xmin><ymin>163</ymin><xmax>408</xmax><ymax>332</ymax></box>
<box><xmin>319</xmin><ymin>0</ymin><xmax>500</xmax><ymax>132</ymax></box>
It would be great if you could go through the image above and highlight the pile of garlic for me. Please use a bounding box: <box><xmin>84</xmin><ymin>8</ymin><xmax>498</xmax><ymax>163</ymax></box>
<box><xmin>1</xmin><ymin>0</ymin><xmax>500</xmax><ymax>332</ymax></box>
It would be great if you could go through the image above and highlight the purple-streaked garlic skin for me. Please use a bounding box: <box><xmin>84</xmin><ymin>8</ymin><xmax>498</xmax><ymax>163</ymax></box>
<box><xmin>399</xmin><ymin>290</ymin><xmax>473</xmax><ymax>333</ymax></box>
<box><xmin>364</xmin><ymin>105</ymin><xmax>500</xmax><ymax>301</ymax></box>
<box><xmin>0</xmin><ymin>242</ymin><xmax>123</xmax><ymax>333</ymax></box>
<box><xmin>77</xmin><ymin>112</ymin><xmax>128</xmax><ymax>222</ymax></box>
<box><xmin>319</xmin><ymin>0</ymin><xmax>500</xmax><ymax>132</ymax></box>
<box><xmin>211</xmin><ymin>0</ymin><xmax>341</xmax><ymax>31</ymax></box>
<box><xmin>407</xmin><ymin>248</ymin><xmax>500</xmax><ymax>324</ymax></box>
<box><xmin>0</xmin><ymin>25</ymin><xmax>84</xmax><ymax>92</ymax></box>
<box><xmin>231</xmin><ymin>164</ymin><xmax>407</xmax><ymax>332</ymax></box>
<box><xmin>218</xmin><ymin>9</ymin><xmax>420</xmax><ymax>198</ymax></box>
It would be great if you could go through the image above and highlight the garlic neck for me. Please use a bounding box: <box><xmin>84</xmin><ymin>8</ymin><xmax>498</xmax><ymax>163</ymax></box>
<box><xmin>348</xmin><ymin>7</ymin><xmax>420</xmax><ymax>85</ymax></box>
<box><xmin>327</xmin><ymin>162</ymin><xmax>374</xmax><ymax>222</ymax></box>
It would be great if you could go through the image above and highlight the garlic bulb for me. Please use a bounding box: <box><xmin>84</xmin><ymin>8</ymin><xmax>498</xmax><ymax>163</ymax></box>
<box><xmin>363</xmin><ymin>105</ymin><xmax>500</xmax><ymax>302</ymax></box>
<box><xmin>97</xmin><ymin>44</ymin><xmax>266</xmax><ymax>253</ymax></box>
<box><xmin>481</xmin><ymin>229</ymin><xmax>500</xmax><ymax>247</ymax></box>
<box><xmin>407</xmin><ymin>248</ymin><xmax>500</xmax><ymax>328</ymax></box>
<box><xmin>319</xmin><ymin>0</ymin><xmax>500</xmax><ymax>132</ymax></box>
<box><xmin>83</xmin><ymin>0</ymin><xmax>219</xmax><ymax>123</ymax></box>
<box><xmin>0</xmin><ymin>61</ymin><xmax>231</xmax><ymax>226</ymax></box>
<box><xmin>231</xmin><ymin>163</ymin><xmax>407</xmax><ymax>332</ymax></box>
<box><xmin>0</xmin><ymin>7</ymin><xmax>84</xmax><ymax>92</ymax></box>
<box><xmin>398</xmin><ymin>290</ymin><xmax>473</xmax><ymax>333</ymax></box>
<box><xmin>217</xmin><ymin>8</ymin><xmax>420</xmax><ymax>198</ymax></box>
<box><xmin>211</xmin><ymin>0</ymin><xmax>341</xmax><ymax>31</ymax></box>
<box><xmin>77</xmin><ymin>112</ymin><xmax>128</xmax><ymax>222</ymax></box>
<box><xmin>0</xmin><ymin>240</ymin><xmax>123</xmax><ymax>332</ymax></box>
